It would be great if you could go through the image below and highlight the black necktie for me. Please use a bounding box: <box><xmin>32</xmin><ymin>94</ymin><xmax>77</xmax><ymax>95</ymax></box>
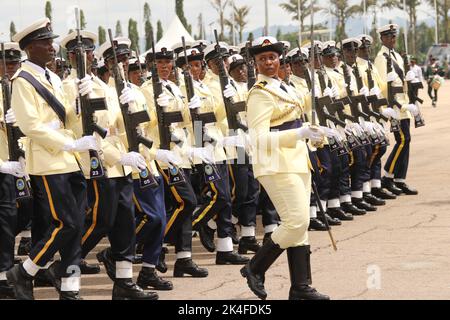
<box><xmin>280</xmin><ymin>82</ymin><xmax>288</xmax><ymax>93</ymax></box>
<box><xmin>165</xmin><ymin>84</ymin><xmax>174</xmax><ymax>95</ymax></box>
<box><xmin>45</xmin><ymin>70</ymin><xmax>52</xmax><ymax>85</ymax></box>
<box><xmin>229</xmin><ymin>79</ymin><xmax>237</xmax><ymax>90</ymax></box>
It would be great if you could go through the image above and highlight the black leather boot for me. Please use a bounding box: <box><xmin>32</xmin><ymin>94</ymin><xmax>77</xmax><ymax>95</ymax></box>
<box><xmin>80</xmin><ymin>259</ymin><xmax>100</xmax><ymax>275</ymax></box>
<box><xmin>371</xmin><ymin>187</ymin><xmax>397</xmax><ymax>200</ymax></box>
<box><xmin>240</xmin><ymin>236</ymin><xmax>284</xmax><ymax>300</ymax></box>
<box><xmin>287</xmin><ymin>246</ymin><xmax>330</xmax><ymax>300</ymax></box>
<box><xmin>327</xmin><ymin>207</ymin><xmax>354</xmax><ymax>221</ymax></box>
<box><xmin>394</xmin><ymin>182</ymin><xmax>418</xmax><ymax>195</ymax></box>
<box><xmin>363</xmin><ymin>193</ymin><xmax>386</xmax><ymax>206</ymax></box>
<box><xmin>6</xmin><ymin>264</ymin><xmax>34</xmax><ymax>300</ymax></box>
<box><xmin>173</xmin><ymin>258</ymin><xmax>208</xmax><ymax>278</ymax></box>
<box><xmin>112</xmin><ymin>278</ymin><xmax>159</xmax><ymax>300</ymax></box>
<box><xmin>96</xmin><ymin>247</ymin><xmax>116</xmax><ymax>281</ymax></box>
<box><xmin>17</xmin><ymin>237</ymin><xmax>31</xmax><ymax>256</ymax></box>
<box><xmin>137</xmin><ymin>267</ymin><xmax>173</xmax><ymax>291</ymax></box>
<box><xmin>381</xmin><ymin>177</ymin><xmax>403</xmax><ymax>195</ymax></box>
<box><xmin>352</xmin><ymin>198</ymin><xmax>377</xmax><ymax>212</ymax></box>
<box><xmin>238</xmin><ymin>236</ymin><xmax>261</xmax><ymax>254</ymax></box>
<box><xmin>156</xmin><ymin>247</ymin><xmax>168</xmax><ymax>274</ymax></box>
<box><xmin>216</xmin><ymin>251</ymin><xmax>250</xmax><ymax>265</ymax></box>
<box><xmin>0</xmin><ymin>280</ymin><xmax>15</xmax><ymax>299</ymax></box>
<box><xmin>341</xmin><ymin>202</ymin><xmax>366</xmax><ymax>215</ymax></box>
<box><xmin>60</xmin><ymin>291</ymin><xmax>82</xmax><ymax>300</ymax></box>
<box><xmin>198</xmin><ymin>224</ymin><xmax>216</xmax><ymax>252</ymax></box>
<box><xmin>308</xmin><ymin>218</ymin><xmax>328</xmax><ymax>231</ymax></box>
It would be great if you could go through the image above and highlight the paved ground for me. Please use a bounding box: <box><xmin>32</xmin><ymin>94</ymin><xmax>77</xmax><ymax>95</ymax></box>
<box><xmin>23</xmin><ymin>81</ymin><xmax>450</xmax><ymax>300</ymax></box>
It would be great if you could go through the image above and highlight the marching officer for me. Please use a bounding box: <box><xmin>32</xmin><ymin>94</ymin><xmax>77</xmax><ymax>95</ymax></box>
<box><xmin>6</xmin><ymin>18</ymin><xmax>95</xmax><ymax>300</ymax></box>
<box><xmin>60</xmin><ymin>32</ymin><xmax>157</xmax><ymax>300</ymax></box>
<box><xmin>374</xmin><ymin>24</ymin><xmax>419</xmax><ymax>196</ymax></box>
<box><xmin>241</xmin><ymin>36</ymin><xmax>329</xmax><ymax>300</ymax></box>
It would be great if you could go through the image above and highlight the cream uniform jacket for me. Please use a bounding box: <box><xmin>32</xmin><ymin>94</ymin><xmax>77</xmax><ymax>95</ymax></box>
<box><xmin>374</xmin><ymin>45</ymin><xmax>411</xmax><ymax>120</ymax></box>
<box><xmin>140</xmin><ymin>78</ymin><xmax>193</xmax><ymax>169</ymax></box>
<box><xmin>179</xmin><ymin>79</ymin><xmax>227</xmax><ymax>164</ymax></box>
<box><xmin>0</xmin><ymin>89</ymin><xmax>9</xmax><ymax>166</ymax></box>
<box><xmin>247</xmin><ymin>74</ymin><xmax>309</xmax><ymax>179</ymax></box>
<box><xmin>324</xmin><ymin>63</ymin><xmax>358</xmax><ymax>116</ymax></box>
<box><xmin>106</xmin><ymin>77</ymin><xmax>159</xmax><ymax>177</ymax></box>
<box><xmin>62</xmin><ymin>70</ymin><xmax>132</xmax><ymax>179</ymax></box>
<box><xmin>11</xmin><ymin>61</ymin><xmax>80</xmax><ymax>175</ymax></box>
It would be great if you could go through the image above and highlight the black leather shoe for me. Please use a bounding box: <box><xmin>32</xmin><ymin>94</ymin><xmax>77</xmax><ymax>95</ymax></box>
<box><xmin>137</xmin><ymin>267</ymin><xmax>173</xmax><ymax>291</ymax></box>
<box><xmin>394</xmin><ymin>182</ymin><xmax>418</xmax><ymax>195</ymax></box>
<box><xmin>156</xmin><ymin>247</ymin><xmax>168</xmax><ymax>274</ymax></box>
<box><xmin>96</xmin><ymin>248</ymin><xmax>116</xmax><ymax>281</ymax></box>
<box><xmin>80</xmin><ymin>259</ymin><xmax>100</xmax><ymax>275</ymax></box>
<box><xmin>231</xmin><ymin>225</ymin><xmax>239</xmax><ymax>245</ymax></box>
<box><xmin>6</xmin><ymin>264</ymin><xmax>34</xmax><ymax>300</ymax></box>
<box><xmin>381</xmin><ymin>177</ymin><xmax>403</xmax><ymax>195</ymax></box>
<box><xmin>60</xmin><ymin>291</ymin><xmax>82</xmax><ymax>300</ymax></box>
<box><xmin>216</xmin><ymin>251</ymin><xmax>250</xmax><ymax>265</ymax></box>
<box><xmin>238</xmin><ymin>236</ymin><xmax>261</xmax><ymax>254</ymax></box>
<box><xmin>371</xmin><ymin>187</ymin><xmax>397</xmax><ymax>200</ymax></box>
<box><xmin>33</xmin><ymin>269</ymin><xmax>53</xmax><ymax>288</ymax></box>
<box><xmin>262</xmin><ymin>232</ymin><xmax>272</xmax><ymax>245</ymax></box>
<box><xmin>0</xmin><ymin>280</ymin><xmax>15</xmax><ymax>299</ymax></box>
<box><xmin>14</xmin><ymin>257</ymin><xmax>22</xmax><ymax>265</ymax></box>
<box><xmin>198</xmin><ymin>224</ymin><xmax>216</xmax><ymax>252</ymax></box>
<box><xmin>363</xmin><ymin>193</ymin><xmax>386</xmax><ymax>206</ymax></box>
<box><xmin>17</xmin><ymin>237</ymin><xmax>31</xmax><ymax>256</ymax></box>
<box><xmin>290</xmin><ymin>285</ymin><xmax>331</xmax><ymax>300</ymax></box>
<box><xmin>45</xmin><ymin>260</ymin><xmax>62</xmax><ymax>294</ymax></box>
<box><xmin>341</xmin><ymin>202</ymin><xmax>366</xmax><ymax>215</ymax></box>
<box><xmin>173</xmin><ymin>258</ymin><xmax>208</xmax><ymax>278</ymax></box>
<box><xmin>352</xmin><ymin>198</ymin><xmax>377</xmax><ymax>212</ymax></box>
<box><xmin>112</xmin><ymin>278</ymin><xmax>158</xmax><ymax>300</ymax></box>
<box><xmin>327</xmin><ymin>207</ymin><xmax>354</xmax><ymax>221</ymax></box>
<box><xmin>308</xmin><ymin>218</ymin><xmax>328</xmax><ymax>231</ymax></box>
<box><xmin>322</xmin><ymin>213</ymin><xmax>341</xmax><ymax>226</ymax></box>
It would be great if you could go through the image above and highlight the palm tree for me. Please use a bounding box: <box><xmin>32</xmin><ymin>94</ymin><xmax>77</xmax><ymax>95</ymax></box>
<box><xmin>225</xmin><ymin>4</ymin><xmax>250</xmax><ymax>43</ymax></box>
<box><xmin>426</xmin><ymin>0</ymin><xmax>450</xmax><ymax>42</ymax></box>
<box><xmin>210</xmin><ymin>0</ymin><xmax>230</xmax><ymax>41</ymax></box>
<box><xmin>328</xmin><ymin>0</ymin><xmax>361</xmax><ymax>41</ymax></box>
<box><xmin>279</xmin><ymin>0</ymin><xmax>320</xmax><ymax>34</ymax></box>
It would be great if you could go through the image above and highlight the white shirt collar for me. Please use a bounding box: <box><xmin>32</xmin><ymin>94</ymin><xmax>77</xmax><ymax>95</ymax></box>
<box><xmin>23</xmin><ymin>60</ymin><xmax>49</xmax><ymax>76</ymax></box>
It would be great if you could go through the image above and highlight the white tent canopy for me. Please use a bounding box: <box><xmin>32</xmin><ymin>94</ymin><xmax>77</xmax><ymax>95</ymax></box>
<box><xmin>142</xmin><ymin>15</ymin><xmax>195</xmax><ymax>57</ymax></box>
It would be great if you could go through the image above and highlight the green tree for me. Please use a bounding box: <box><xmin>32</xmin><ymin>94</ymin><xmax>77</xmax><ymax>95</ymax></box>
<box><xmin>427</xmin><ymin>0</ymin><xmax>450</xmax><ymax>42</ymax></box>
<box><xmin>328</xmin><ymin>0</ymin><xmax>361</xmax><ymax>41</ymax></box>
<box><xmin>226</xmin><ymin>4</ymin><xmax>251</xmax><ymax>43</ymax></box>
<box><xmin>157</xmin><ymin>20</ymin><xmax>164</xmax><ymax>41</ymax></box>
<box><xmin>115</xmin><ymin>20</ymin><xmax>123</xmax><ymax>37</ymax></box>
<box><xmin>197</xmin><ymin>13</ymin><xmax>205</xmax><ymax>39</ymax></box>
<box><xmin>144</xmin><ymin>2</ymin><xmax>154</xmax><ymax>50</ymax></box>
<box><xmin>176</xmin><ymin>0</ymin><xmax>192</xmax><ymax>33</ymax></box>
<box><xmin>279</xmin><ymin>0</ymin><xmax>319</xmax><ymax>35</ymax></box>
<box><xmin>80</xmin><ymin>9</ymin><xmax>87</xmax><ymax>30</ymax></box>
<box><xmin>45</xmin><ymin>1</ymin><xmax>52</xmax><ymax>21</ymax></box>
<box><xmin>9</xmin><ymin>21</ymin><xmax>16</xmax><ymax>41</ymax></box>
<box><xmin>210</xmin><ymin>0</ymin><xmax>230</xmax><ymax>41</ymax></box>
<box><xmin>98</xmin><ymin>26</ymin><xmax>106</xmax><ymax>45</ymax></box>
<box><xmin>128</xmin><ymin>19</ymin><xmax>140</xmax><ymax>52</ymax></box>
<box><xmin>276</xmin><ymin>28</ymin><xmax>282</xmax><ymax>40</ymax></box>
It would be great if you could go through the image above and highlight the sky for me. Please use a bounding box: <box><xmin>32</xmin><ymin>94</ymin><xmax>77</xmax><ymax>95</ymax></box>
<box><xmin>0</xmin><ymin>0</ymin><xmax>434</xmax><ymax>43</ymax></box>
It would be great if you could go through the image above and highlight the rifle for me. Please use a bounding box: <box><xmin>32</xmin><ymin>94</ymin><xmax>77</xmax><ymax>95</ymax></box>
<box><xmin>384</xmin><ymin>49</ymin><xmax>403</xmax><ymax>132</ymax></box>
<box><xmin>213</xmin><ymin>30</ymin><xmax>247</xmax><ymax>134</ymax></box>
<box><xmin>107</xmin><ymin>29</ymin><xmax>157</xmax><ymax>188</ymax></box>
<box><xmin>181</xmin><ymin>37</ymin><xmax>220</xmax><ymax>183</ymax></box>
<box><xmin>1</xmin><ymin>43</ymin><xmax>32</xmax><ymax>199</ymax></box>
<box><xmin>401</xmin><ymin>34</ymin><xmax>425</xmax><ymax>128</ymax></box>
<box><xmin>245</xmin><ymin>41</ymin><xmax>256</xmax><ymax>90</ymax></box>
<box><xmin>149</xmin><ymin>33</ymin><xmax>186</xmax><ymax>185</ymax></box>
<box><xmin>133</xmin><ymin>45</ymin><xmax>146</xmax><ymax>86</ymax></box>
<box><xmin>366</xmin><ymin>61</ymin><xmax>389</xmax><ymax>122</ymax></box>
<box><xmin>281</xmin><ymin>46</ymin><xmax>290</xmax><ymax>84</ymax></box>
<box><xmin>75</xmin><ymin>8</ymin><xmax>108</xmax><ymax>179</ymax></box>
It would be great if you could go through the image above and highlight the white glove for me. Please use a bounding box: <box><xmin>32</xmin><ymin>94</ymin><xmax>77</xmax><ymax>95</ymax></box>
<box><xmin>155</xmin><ymin>149</ymin><xmax>182</xmax><ymax>166</ymax></box>
<box><xmin>405</xmin><ymin>70</ymin><xmax>416</xmax><ymax>82</ymax></box>
<box><xmin>5</xmin><ymin>109</ymin><xmax>16</xmax><ymax>124</ymax></box>
<box><xmin>404</xmin><ymin>103</ymin><xmax>419</xmax><ymax>116</ymax></box>
<box><xmin>223</xmin><ymin>84</ymin><xmax>237</xmax><ymax>99</ymax></box>
<box><xmin>349</xmin><ymin>82</ymin><xmax>357</xmax><ymax>93</ymax></box>
<box><xmin>369</xmin><ymin>86</ymin><xmax>381</xmax><ymax>97</ymax></box>
<box><xmin>45</xmin><ymin>120</ymin><xmax>61</xmax><ymax>130</ymax></box>
<box><xmin>387</xmin><ymin>71</ymin><xmax>398</xmax><ymax>82</ymax></box>
<box><xmin>320</xmin><ymin>126</ymin><xmax>340</xmax><ymax>140</ymax></box>
<box><xmin>63</xmin><ymin>135</ymin><xmax>99</xmax><ymax>152</ymax></box>
<box><xmin>222</xmin><ymin>135</ymin><xmax>245</xmax><ymax>148</ymax></box>
<box><xmin>156</xmin><ymin>93</ymin><xmax>171</xmax><ymax>108</ymax></box>
<box><xmin>187</xmin><ymin>146</ymin><xmax>215</xmax><ymax>164</ymax></box>
<box><xmin>331</xmin><ymin>86</ymin><xmax>340</xmax><ymax>98</ymax></box>
<box><xmin>120</xmin><ymin>151</ymin><xmax>147</xmax><ymax>170</ymax></box>
<box><xmin>359</xmin><ymin>86</ymin><xmax>369</xmax><ymax>96</ymax></box>
<box><xmin>119</xmin><ymin>85</ymin><xmax>137</xmax><ymax>105</ymax></box>
<box><xmin>323</xmin><ymin>87</ymin><xmax>333</xmax><ymax>97</ymax></box>
<box><xmin>188</xmin><ymin>95</ymin><xmax>202</xmax><ymax>110</ymax></box>
<box><xmin>0</xmin><ymin>160</ymin><xmax>25</xmax><ymax>177</ymax></box>
<box><xmin>381</xmin><ymin>108</ymin><xmax>399</xmax><ymax>120</ymax></box>
<box><xmin>77</xmin><ymin>75</ymin><xmax>94</xmax><ymax>97</ymax></box>
<box><xmin>296</xmin><ymin>126</ymin><xmax>325</xmax><ymax>143</ymax></box>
